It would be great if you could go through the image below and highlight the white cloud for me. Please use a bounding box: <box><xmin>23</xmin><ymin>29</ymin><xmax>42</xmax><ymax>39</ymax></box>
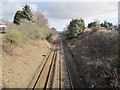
<box><xmin>0</xmin><ymin>3</ymin><xmax>3</xmax><ymax>20</ymax></box>
<box><xmin>1</xmin><ymin>2</ymin><xmax>38</xmax><ymax>21</ymax></box>
<box><xmin>39</xmin><ymin>2</ymin><xmax>118</xmax><ymax>30</ymax></box>
<box><xmin>1</xmin><ymin>2</ymin><xmax>118</xmax><ymax>30</ymax></box>
<box><xmin>2</xmin><ymin>3</ymin><xmax>24</xmax><ymax>21</ymax></box>
<box><xmin>29</xmin><ymin>4</ymin><xmax>38</xmax><ymax>12</ymax></box>
<box><xmin>0</xmin><ymin>0</ymin><xmax>119</xmax><ymax>2</ymax></box>
<box><xmin>0</xmin><ymin>3</ymin><xmax>2</xmax><ymax>17</ymax></box>
<box><xmin>48</xmin><ymin>18</ymin><xmax>70</xmax><ymax>31</ymax></box>
<box><xmin>41</xmin><ymin>2</ymin><xmax>117</xmax><ymax>20</ymax></box>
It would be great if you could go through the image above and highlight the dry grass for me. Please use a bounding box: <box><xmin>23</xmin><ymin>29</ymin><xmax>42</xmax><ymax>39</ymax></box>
<box><xmin>6</xmin><ymin>19</ymin><xmax>50</xmax><ymax>40</ymax></box>
<box><xmin>2</xmin><ymin>12</ymin><xmax>54</xmax><ymax>88</ymax></box>
<box><xmin>2</xmin><ymin>40</ymin><xmax>51</xmax><ymax>88</ymax></box>
<box><xmin>3</xmin><ymin>29</ymin><xmax>25</xmax><ymax>46</ymax></box>
<box><xmin>3</xmin><ymin>19</ymin><xmax>51</xmax><ymax>54</ymax></box>
<box><xmin>84</xmin><ymin>28</ymin><xmax>92</xmax><ymax>32</ymax></box>
<box><xmin>67</xmin><ymin>29</ymin><xmax>119</xmax><ymax>88</ymax></box>
<box><xmin>90</xmin><ymin>25</ymin><xmax>101</xmax><ymax>32</ymax></box>
<box><xmin>2</xmin><ymin>19</ymin><xmax>52</xmax><ymax>88</ymax></box>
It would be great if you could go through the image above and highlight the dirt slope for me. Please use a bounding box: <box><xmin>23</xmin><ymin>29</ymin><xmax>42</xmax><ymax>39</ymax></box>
<box><xmin>2</xmin><ymin>40</ymin><xmax>51</xmax><ymax>88</ymax></box>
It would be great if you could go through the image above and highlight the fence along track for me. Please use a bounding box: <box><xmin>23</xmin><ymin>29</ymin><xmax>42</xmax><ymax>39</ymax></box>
<box><xmin>33</xmin><ymin>45</ymin><xmax>58</xmax><ymax>89</ymax></box>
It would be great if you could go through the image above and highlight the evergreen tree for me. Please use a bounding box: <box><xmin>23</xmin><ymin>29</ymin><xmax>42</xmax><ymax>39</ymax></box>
<box><xmin>104</xmin><ymin>21</ymin><xmax>109</xmax><ymax>29</ymax></box>
<box><xmin>22</xmin><ymin>4</ymin><xmax>33</xmax><ymax>21</ymax></box>
<box><xmin>13</xmin><ymin>4</ymin><xmax>33</xmax><ymax>24</ymax></box>
<box><xmin>100</xmin><ymin>23</ymin><xmax>104</xmax><ymax>27</ymax></box>
<box><xmin>88</xmin><ymin>22</ymin><xmax>97</xmax><ymax>28</ymax></box>
<box><xmin>67</xmin><ymin>18</ymin><xmax>85</xmax><ymax>38</ymax></box>
<box><xmin>13</xmin><ymin>10</ymin><xmax>23</xmax><ymax>25</ymax></box>
<box><xmin>100</xmin><ymin>21</ymin><xmax>113</xmax><ymax>29</ymax></box>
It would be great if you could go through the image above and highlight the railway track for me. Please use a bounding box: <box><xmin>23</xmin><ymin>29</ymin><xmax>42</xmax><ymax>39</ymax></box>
<box><xmin>61</xmin><ymin>35</ymin><xmax>83</xmax><ymax>89</ymax></box>
<box><xmin>28</xmin><ymin>44</ymin><xmax>61</xmax><ymax>89</ymax></box>
<box><xmin>28</xmin><ymin>34</ymin><xmax>82</xmax><ymax>89</ymax></box>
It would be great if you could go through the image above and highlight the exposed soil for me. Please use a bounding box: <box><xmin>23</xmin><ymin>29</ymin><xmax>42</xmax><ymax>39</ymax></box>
<box><xmin>2</xmin><ymin>40</ymin><xmax>51</xmax><ymax>88</ymax></box>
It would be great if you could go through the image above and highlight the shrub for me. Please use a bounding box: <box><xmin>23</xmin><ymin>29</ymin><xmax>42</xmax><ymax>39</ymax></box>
<box><xmin>4</xmin><ymin>11</ymin><xmax>51</xmax><ymax>47</ymax></box>
<box><xmin>5</xmin><ymin>19</ymin><xmax>51</xmax><ymax>44</ymax></box>
<box><xmin>33</xmin><ymin>12</ymin><xmax>48</xmax><ymax>27</ymax></box>
<box><xmin>18</xmin><ymin>19</ymin><xmax>39</xmax><ymax>40</ymax></box>
<box><xmin>67</xmin><ymin>30</ymin><xmax>119</xmax><ymax>88</ymax></box>
<box><xmin>67</xmin><ymin>18</ymin><xmax>85</xmax><ymax>38</ymax></box>
<box><xmin>88</xmin><ymin>21</ymin><xmax>97</xmax><ymax>28</ymax></box>
<box><xmin>3</xmin><ymin>29</ymin><xmax>24</xmax><ymax>46</ymax></box>
<box><xmin>100</xmin><ymin>21</ymin><xmax>113</xmax><ymax>29</ymax></box>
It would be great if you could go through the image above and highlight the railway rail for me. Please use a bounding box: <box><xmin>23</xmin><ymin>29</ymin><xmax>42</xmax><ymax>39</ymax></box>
<box><xmin>28</xmin><ymin>34</ymin><xmax>82</xmax><ymax>89</ymax></box>
<box><xmin>28</xmin><ymin>44</ymin><xmax>63</xmax><ymax>89</ymax></box>
<box><xmin>32</xmin><ymin>45</ymin><xmax>58</xmax><ymax>89</ymax></box>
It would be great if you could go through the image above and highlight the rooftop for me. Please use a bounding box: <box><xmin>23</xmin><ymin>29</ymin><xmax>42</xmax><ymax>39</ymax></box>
<box><xmin>0</xmin><ymin>20</ymin><xmax>7</xmax><ymax>25</ymax></box>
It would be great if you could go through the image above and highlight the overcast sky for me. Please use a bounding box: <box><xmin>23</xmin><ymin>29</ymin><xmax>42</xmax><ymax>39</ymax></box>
<box><xmin>0</xmin><ymin>0</ymin><xmax>118</xmax><ymax>31</ymax></box>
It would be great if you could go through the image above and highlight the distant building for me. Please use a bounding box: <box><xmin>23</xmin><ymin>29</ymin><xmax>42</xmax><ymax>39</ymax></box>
<box><xmin>0</xmin><ymin>19</ymin><xmax>7</xmax><ymax>33</ymax></box>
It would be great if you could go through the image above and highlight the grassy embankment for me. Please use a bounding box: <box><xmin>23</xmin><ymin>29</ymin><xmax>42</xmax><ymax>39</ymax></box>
<box><xmin>2</xmin><ymin>12</ymin><xmax>54</xmax><ymax>88</ymax></box>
